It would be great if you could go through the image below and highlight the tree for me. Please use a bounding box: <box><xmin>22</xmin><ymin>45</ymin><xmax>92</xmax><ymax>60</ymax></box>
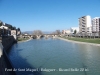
<box><xmin>8</xmin><ymin>25</ymin><xmax>13</xmax><ymax>29</ymax></box>
<box><xmin>73</xmin><ymin>30</ymin><xmax>77</xmax><ymax>34</ymax></box>
<box><xmin>17</xmin><ymin>28</ymin><xmax>20</xmax><ymax>31</ymax></box>
<box><xmin>73</xmin><ymin>30</ymin><xmax>77</xmax><ymax>37</ymax></box>
<box><xmin>13</xmin><ymin>26</ymin><xmax>16</xmax><ymax>30</ymax></box>
<box><xmin>0</xmin><ymin>22</ymin><xmax>3</xmax><ymax>26</ymax></box>
<box><xmin>55</xmin><ymin>30</ymin><xmax>61</xmax><ymax>35</ymax></box>
<box><xmin>32</xmin><ymin>30</ymin><xmax>43</xmax><ymax>35</ymax></box>
<box><xmin>11</xmin><ymin>26</ymin><xmax>16</xmax><ymax>30</ymax></box>
<box><xmin>52</xmin><ymin>31</ymin><xmax>56</xmax><ymax>34</ymax></box>
<box><xmin>52</xmin><ymin>30</ymin><xmax>61</xmax><ymax>35</ymax></box>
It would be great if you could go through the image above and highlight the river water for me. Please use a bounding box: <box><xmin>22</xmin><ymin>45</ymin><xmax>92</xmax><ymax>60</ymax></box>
<box><xmin>8</xmin><ymin>38</ymin><xmax>100</xmax><ymax>75</ymax></box>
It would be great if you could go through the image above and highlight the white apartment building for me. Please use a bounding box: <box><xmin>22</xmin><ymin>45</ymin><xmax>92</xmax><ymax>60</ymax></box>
<box><xmin>79</xmin><ymin>15</ymin><xmax>92</xmax><ymax>36</ymax></box>
<box><xmin>70</xmin><ymin>27</ymin><xmax>79</xmax><ymax>34</ymax></box>
<box><xmin>92</xmin><ymin>17</ymin><xmax>100</xmax><ymax>36</ymax></box>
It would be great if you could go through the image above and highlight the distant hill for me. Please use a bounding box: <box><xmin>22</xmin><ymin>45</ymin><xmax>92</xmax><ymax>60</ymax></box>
<box><xmin>22</xmin><ymin>31</ymin><xmax>53</xmax><ymax>34</ymax></box>
<box><xmin>22</xmin><ymin>31</ymin><xmax>33</xmax><ymax>34</ymax></box>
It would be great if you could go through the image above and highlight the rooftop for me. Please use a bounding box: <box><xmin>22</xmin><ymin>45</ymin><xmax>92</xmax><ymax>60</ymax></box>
<box><xmin>78</xmin><ymin>15</ymin><xmax>91</xmax><ymax>19</ymax></box>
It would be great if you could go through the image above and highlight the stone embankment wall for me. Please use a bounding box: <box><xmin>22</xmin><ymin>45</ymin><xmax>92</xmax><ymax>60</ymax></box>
<box><xmin>0</xmin><ymin>36</ymin><xmax>17</xmax><ymax>75</ymax></box>
<box><xmin>2</xmin><ymin>36</ymin><xmax>17</xmax><ymax>51</ymax></box>
<box><xmin>0</xmin><ymin>42</ymin><xmax>11</xmax><ymax>75</ymax></box>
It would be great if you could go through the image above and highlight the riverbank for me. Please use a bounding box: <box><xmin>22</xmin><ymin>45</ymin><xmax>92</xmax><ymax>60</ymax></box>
<box><xmin>56</xmin><ymin>37</ymin><xmax>100</xmax><ymax>46</ymax></box>
<box><xmin>18</xmin><ymin>38</ymin><xmax>33</xmax><ymax>43</ymax></box>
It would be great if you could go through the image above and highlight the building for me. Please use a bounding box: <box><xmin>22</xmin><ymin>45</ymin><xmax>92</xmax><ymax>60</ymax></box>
<box><xmin>79</xmin><ymin>15</ymin><xmax>92</xmax><ymax>36</ymax></box>
<box><xmin>11</xmin><ymin>30</ymin><xmax>17</xmax><ymax>40</ymax></box>
<box><xmin>0</xmin><ymin>25</ymin><xmax>8</xmax><ymax>30</ymax></box>
<box><xmin>0</xmin><ymin>21</ymin><xmax>19</xmax><ymax>37</ymax></box>
<box><xmin>92</xmin><ymin>17</ymin><xmax>100</xmax><ymax>36</ymax></box>
<box><xmin>70</xmin><ymin>27</ymin><xmax>79</xmax><ymax>34</ymax></box>
<box><xmin>17</xmin><ymin>31</ymin><xmax>21</xmax><ymax>36</ymax></box>
<box><xmin>62</xmin><ymin>30</ymin><xmax>71</xmax><ymax>34</ymax></box>
<box><xmin>11</xmin><ymin>30</ymin><xmax>17</xmax><ymax>35</ymax></box>
<box><xmin>0</xmin><ymin>25</ymin><xmax>10</xmax><ymax>36</ymax></box>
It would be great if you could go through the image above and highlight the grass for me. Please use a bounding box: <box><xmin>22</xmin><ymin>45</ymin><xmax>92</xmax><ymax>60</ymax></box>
<box><xmin>18</xmin><ymin>37</ymin><xmax>29</xmax><ymax>41</ymax></box>
<box><xmin>61</xmin><ymin>36</ymin><xmax>100</xmax><ymax>44</ymax></box>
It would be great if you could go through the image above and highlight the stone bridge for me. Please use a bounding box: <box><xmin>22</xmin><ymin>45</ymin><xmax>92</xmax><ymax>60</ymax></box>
<box><xmin>21</xmin><ymin>34</ymin><xmax>61</xmax><ymax>39</ymax></box>
<box><xmin>43</xmin><ymin>34</ymin><xmax>58</xmax><ymax>38</ymax></box>
<box><xmin>32</xmin><ymin>34</ymin><xmax>59</xmax><ymax>39</ymax></box>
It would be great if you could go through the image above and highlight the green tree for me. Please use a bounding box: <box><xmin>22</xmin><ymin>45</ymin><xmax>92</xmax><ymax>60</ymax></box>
<box><xmin>11</xmin><ymin>26</ymin><xmax>16</xmax><ymax>30</ymax></box>
<box><xmin>73</xmin><ymin>30</ymin><xmax>77</xmax><ymax>37</ymax></box>
<box><xmin>74</xmin><ymin>30</ymin><xmax>77</xmax><ymax>34</ymax></box>
<box><xmin>8</xmin><ymin>25</ymin><xmax>13</xmax><ymax>29</ymax></box>
<box><xmin>0</xmin><ymin>22</ymin><xmax>3</xmax><ymax>26</ymax></box>
<box><xmin>17</xmin><ymin>28</ymin><xmax>20</xmax><ymax>31</ymax></box>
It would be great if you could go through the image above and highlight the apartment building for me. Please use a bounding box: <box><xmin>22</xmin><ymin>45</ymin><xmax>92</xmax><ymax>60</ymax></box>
<box><xmin>79</xmin><ymin>15</ymin><xmax>92</xmax><ymax>36</ymax></box>
<box><xmin>92</xmin><ymin>17</ymin><xmax>100</xmax><ymax>36</ymax></box>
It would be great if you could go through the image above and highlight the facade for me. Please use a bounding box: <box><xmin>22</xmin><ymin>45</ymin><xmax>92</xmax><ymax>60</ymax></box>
<box><xmin>0</xmin><ymin>21</ymin><xmax>19</xmax><ymax>37</ymax></box>
<box><xmin>92</xmin><ymin>17</ymin><xmax>100</xmax><ymax>36</ymax></box>
<box><xmin>79</xmin><ymin>15</ymin><xmax>92</xmax><ymax>36</ymax></box>
<box><xmin>0</xmin><ymin>25</ymin><xmax>10</xmax><ymax>36</ymax></box>
<box><xmin>11</xmin><ymin>30</ymin><xmax>17</xmax><ymax>40</ymax></box>
<box><xmin>0</xmin><ymin>25</ymin><xmax>8</xmax><ymax>29</ymax></box>
<box><xmin>17</xmin><ymin>31</ymin><xmax>21</xmax><ymax>36</ymax></box>
<box><xmin>62</xmin><ymin>30</ymin><xmax>71</xmax><ymax>34</ymax></box>
<box><xmin>11</xmin><ymin>30</ymin><xmax>17</xmax><ymax>35</ymax></box>
<box><xmin>70</xmin><ymin>27</ymin><xmax>79</xmax><ymax>34</ymax></box>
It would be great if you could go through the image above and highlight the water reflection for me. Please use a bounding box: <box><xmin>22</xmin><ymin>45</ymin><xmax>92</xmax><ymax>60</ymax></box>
<box><xmin>8</xmin><ymin>39</ymin><xmax>100</xmax><ymax>75</ymax></box>
<box><xmin>76</xmin><ymin>44</ymin><xmax>100</xmax><ymax>75</ymax></box>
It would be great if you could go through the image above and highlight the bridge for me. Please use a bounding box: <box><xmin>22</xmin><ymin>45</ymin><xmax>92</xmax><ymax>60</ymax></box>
<box><xmin>32</xmin><ymin>34</ymin><xmax>59</xmax><ymax>39</ymax></box>
<box><xmin>43</xmin><ymin>34</ymin><xmax>58</xmax><ymax>38</ymax></box>
<box><xmin>21</xmin><ymin>34</ymin><xmax>61</xmax><ymax>39</ymax></box>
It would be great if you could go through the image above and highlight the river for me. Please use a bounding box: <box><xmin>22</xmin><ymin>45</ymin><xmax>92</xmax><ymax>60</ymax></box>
<box><xmin>8</xmin><ymin>38</ymin><xmax>100</xmax><ymax>75</ymax></box>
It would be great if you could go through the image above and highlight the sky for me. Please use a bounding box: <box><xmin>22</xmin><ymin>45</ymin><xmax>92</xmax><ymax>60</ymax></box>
<box><xmin>0</xmin><ymin>0</ymin><xmax>100</xmax><ymax>32</ymax></box>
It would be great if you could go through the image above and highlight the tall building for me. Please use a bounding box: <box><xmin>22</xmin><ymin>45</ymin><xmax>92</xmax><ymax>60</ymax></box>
<box><xmin>79</xmin><ymin>15</ymin><xmax>92</xmax><ymax>36</ymax></box>
<box><xmin>92</xmin><ymin>17</ymin><xmax>100</xmax><ymax>36</ymax></box>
